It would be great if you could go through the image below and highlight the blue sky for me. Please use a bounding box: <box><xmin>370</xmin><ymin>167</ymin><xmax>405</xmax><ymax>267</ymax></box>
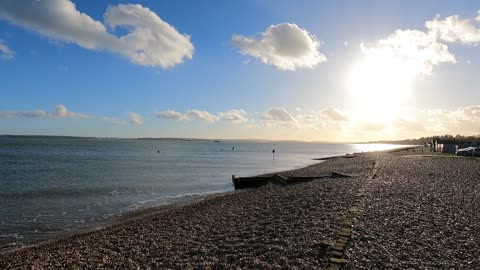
<box><xmin>0</xmin><ymin>0</ymin><xmax>479</xmax><ymax>141</ymax></box>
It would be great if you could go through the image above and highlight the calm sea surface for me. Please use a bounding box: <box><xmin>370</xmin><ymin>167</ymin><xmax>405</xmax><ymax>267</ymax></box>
<box><xmin>0</xmin><ymin>137</ymin><xmax>406</xmax><ymax>248</ymax></box>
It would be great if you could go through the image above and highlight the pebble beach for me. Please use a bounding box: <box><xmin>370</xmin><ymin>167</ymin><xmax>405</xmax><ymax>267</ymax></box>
<box><xmin>1</xmin><ymin>147</ymin><xmax>479</xmax><ymax>269</ymax></box>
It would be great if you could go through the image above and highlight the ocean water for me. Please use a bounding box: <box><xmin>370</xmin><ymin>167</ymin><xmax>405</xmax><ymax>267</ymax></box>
<box><xmin>0</xmin><ymin>137</ymin><xmax>406</xmax><ymax>248</ymax></box>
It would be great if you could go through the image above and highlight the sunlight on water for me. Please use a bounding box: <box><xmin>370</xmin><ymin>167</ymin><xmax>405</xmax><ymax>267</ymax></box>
<box><xmin>353</xmin><ymin>143</ymin><xmax>410</xmax><ymax>153</ymax></box>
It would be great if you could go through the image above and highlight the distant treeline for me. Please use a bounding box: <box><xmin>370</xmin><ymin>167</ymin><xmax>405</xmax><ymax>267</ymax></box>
<box><xmin>371</xmin><ymin>134</ymin><xmax>480</xmax><ymax>145</ymax></box>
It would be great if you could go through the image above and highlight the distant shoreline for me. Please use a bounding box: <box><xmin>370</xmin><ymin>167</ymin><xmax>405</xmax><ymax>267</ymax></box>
<box><xmin>0</xmin><ymin>134</ymin><xmax>420</xmax><ymax>145</ymax></box>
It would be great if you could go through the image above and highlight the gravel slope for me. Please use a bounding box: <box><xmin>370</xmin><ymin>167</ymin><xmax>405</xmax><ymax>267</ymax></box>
<box><xmin>346</xmin><ymin>151</ymin><xmax>480</xmax><ymax>269</ymax></box>
<box><xmin>0</xmin><ymin>154</ymin><xmax>375</xmax><ymax>269</ymax></box>
<box><xmin>3</xmin><ymin>149</ymin><xmax>478</xmax><ymax>269</ymax></box>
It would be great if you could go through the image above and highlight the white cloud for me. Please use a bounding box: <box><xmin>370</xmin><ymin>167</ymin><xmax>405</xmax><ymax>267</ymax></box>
<box><xmin>0</xmin><ymin>110</ymin><xmax>48</xmax><ymax>118</ymax></box>
<box><xmin>295</xmin><ymin>107</ymin><xmax>350</xmax><ymax>130</ymax></box>
<box><xmin>52</xmin><ymin>104</ymin><xmax>88</xmax><ymax>118</ymax></box>
<box><xmin>459</xmin><ymin>105</ymin><xmax>480</xmax><ymax>120</ymax></box>
<box><xmin>426</xmin><ymin>11</ymin><xmax>480</xmax><ymax>45</ymax></box>
<box><xmin>232</xmin><ymin>23</ymin><xmax>326</xmax><ymax>70</ymax></box>
<box><xmin>359</xmin><ymin>10</ymin><xmax>480</xmax><ymax>81</ymax></box>
<box><xmin>0</xmin><ymin>104</ymin><xmax>89</xmax><ymax>119</ymax></box>
<box><xmin>0</xmin><ymin>40</ymin><xmax>13</xmax><ymax>59</ymax></box>
<box><xmin>360</xmin><ymin>29</ymin><xmax>456</xmax><ymax>76</ymax></box>
<box><xmin>185</xmin><ymin>110</ymin><xmax>219</xmax><ymax>123</ymax></box>
<box><xmin>127</xmin><ymin>112</ymin><xmax>142</xmax><ymax>125</ymax></box>
<box><xmin>406</xmin><ymin>106</ymin><xmax>480</xmax><ymax>135</ymax></box>
<box><xmin>102</xmin><ymin>116</ymin><xmax>126</xmax><ymax>126</ymax></box>
<box><xmin>156</xmin><ymin>110</ymin><xmax>188</xmax><ymax>121</ymax></box>
<box><xmin>103</xmin><ymin>4</ymin><xmax>194</xmax><ymax>67</ymax></box>
<box><xmin>319</xmin><ymin>107</ymin><xmax>349</xmax><ymax>122</ymax></box>
<box><xmin>157</xmin><ymin>109</ymin><xmax>248</xmax><ymax>124</ymax></box>
<box><xmin>0</xmin><ymin>0</ymin><xmax>193</xmax><ymax>68</ymax></box>
<box><xmin>344</xmin><ymin>105</ymin><xmax>480</xmax><ymax>139</ymax></box>
<box><xmin>429</xmin><ymin>105</ymin><xmax>480</xmax><ymax>123</ymax></box>
<box><xmin>219</xmin><ymin>109</ymin><xmax>248</xmax><ymax>123</ymax></box>
<box><xmin>262</xmin><ymin>108</ymin><xmax>297</xmax><ymax>122</ymax></box>
<box><xmin>260</xmin><ymin>107</ymin><xmax>350</xmax><ymax>130</ymax></box>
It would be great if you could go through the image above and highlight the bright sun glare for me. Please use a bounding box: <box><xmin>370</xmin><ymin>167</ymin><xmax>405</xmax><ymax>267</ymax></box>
<box><xmin>348</xmin><ymin>52</ymin><xmax>416</xmax><ymax>122</ymax></box>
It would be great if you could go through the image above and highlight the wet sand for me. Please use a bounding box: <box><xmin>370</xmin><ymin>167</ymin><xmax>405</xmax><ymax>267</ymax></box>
<box><xmin>1</xmin><ymin>148</ymin><xmax>480</xmax><ymax>269</ymax></box>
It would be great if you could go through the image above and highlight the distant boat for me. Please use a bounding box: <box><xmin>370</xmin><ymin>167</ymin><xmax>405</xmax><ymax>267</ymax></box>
<box><xmin>213</xmin><ymin>140</ymin><xmax>221</xmax><ymax>143</ymax></box>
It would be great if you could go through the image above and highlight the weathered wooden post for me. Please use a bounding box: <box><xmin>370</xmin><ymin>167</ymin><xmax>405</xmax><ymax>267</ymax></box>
<box><xmin>232</xmin><ymin>175</ymin><xmax>237</xmax><ymax>190</ymax></box>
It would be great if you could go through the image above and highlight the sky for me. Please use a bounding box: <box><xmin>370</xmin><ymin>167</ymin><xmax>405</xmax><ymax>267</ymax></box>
<box><xmin>0</xmin><ymin>0</ymin><xmax>479</xmax><ymax>142</ymax></box>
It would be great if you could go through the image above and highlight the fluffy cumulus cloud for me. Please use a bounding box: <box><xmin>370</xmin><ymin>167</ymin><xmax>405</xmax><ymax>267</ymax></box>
<box><xmin>102</xmin><ymin>116</ymin><xmax>126</xmax><ymax>126</ymax></box>
<box><xmin>0</xmin><ymin>0</ymin><xmax>193</xmax><ymax>68</ymax></box>
<box><xmin>254</xmin><ymin>105</ymin><xmax>480</xmax><ymax>140</ymax></box>
<box><xmin>360</xmin><ymin>10</ymin><xmax>480</xmax><ymax>78</ymax></box>
<box><xmin>0</xmin><ymin>104</ymin><xmax>89</xmax><ymax>119</ymax></box>
<box><xmin>341</xmin><ymin>105</ymin><xmax>480</xmax><ymax>140</ymax></box>
<box><xmin>127</xmin><ymin>112</ymin><xmax>142</xmax><ymax>125</ymax></box>
<box><xmin>295</xmin><ymin>107</ymin><xmax>350</xmax><ymax>130</ymax></box>
<box><xmin>262</xmin><ymin>108</ymin><xmax>297</xmax><ymax>122</ymax></box>
<box><xmin>408</xmin><ymin>105</ymin><xmax>480</xmax><ymax>136</ymax></box>
<box><xmin>258</xmin><ymin>107</ymin><xmax>352</xmax><ymax>130</ymax></box>
<box><xmin>52</xmin><ymin>104</ymin><xmax>89</xmax><ymax>118</ymax></box>
<box><xmin>360</xmin><ymin>29</ymin><xmax>456</xmax><ymax>76</ymax></box>
<box><xmin>319</xmin><ymin>107</ymin><xmax>349</xmax><ymax>122</ymax></box>
<box><xmin>426</xmin><ymin>11</ymin><xmax>480</xmax><ymax>45</ymax></box>
<box><xmin>185</xmin><ymin>110</ymin><xmax>220</xmax><ymax>123</ymax></box>
<box><xmin>0</xmin><ymin>40</ymin><xmax>13</xmax><ymax>59</ymax></box>
<box><xmin>219</xmin><ymin>109</ymin><xmax>248</xmax><ymax>123</ymax></box>
<box><xmin>157</xmin><ymin>110</ymin><xmax>188</xmax><ymax>121</ymax></box>
<box><xmin>157</xmin><ymin>109</ymin><xmax>248</xmax><ymax>123</ymax></box>
<box><xmin>232</xmin><ymin>23</ymin><xmax>327</xmax><ymax>70</ymax></box>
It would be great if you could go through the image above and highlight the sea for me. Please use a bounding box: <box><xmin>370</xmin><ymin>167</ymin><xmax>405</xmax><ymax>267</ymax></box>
<box><xmin>0</xmin><ymin>137</ymin><xmax>407</xmax><ymax>249</ymax></box>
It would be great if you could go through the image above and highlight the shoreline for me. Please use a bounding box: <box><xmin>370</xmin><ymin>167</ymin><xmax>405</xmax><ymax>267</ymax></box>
<box><xmin>0</xmin><ymin>190</ymin><xmax>238</xmax><ymax>255</ymax></box>
<box><xmin>0</xmin><ymin>149</ymin><xmax>367</xmax><ymax>255</ymax></box>
<box><xmin>0</xmin><ymin>146</ymin><xmax>413</xmax><ymax>255</ymax></box>
<box><xmin>4</xmin><ymin>146</ymin><xmax>473</xmax><ymax>269</ymax></box>
<box><xmin>2</xmin><ymin>150</ymin><xmax>370</xmax><ymax>268</ymax></box>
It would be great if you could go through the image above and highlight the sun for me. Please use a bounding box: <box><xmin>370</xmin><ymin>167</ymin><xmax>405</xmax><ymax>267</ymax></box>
<box><xmin>348</xmin><ymin>52</ymin><xmax>416</xmax><ymax>122</ymax></box>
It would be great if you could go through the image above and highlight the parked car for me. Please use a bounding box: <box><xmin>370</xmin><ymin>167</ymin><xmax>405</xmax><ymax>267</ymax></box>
<box><xmin>456</xmin><ymin>147</ymin><xmax>480</xmax><ymax>157</ymax></box>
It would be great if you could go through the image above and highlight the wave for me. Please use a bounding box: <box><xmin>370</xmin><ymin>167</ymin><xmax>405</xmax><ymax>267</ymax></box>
<box><xmin>121</xmin><ymin>189</ymin><xmax>230</xmax><ymax>213</ymax></box>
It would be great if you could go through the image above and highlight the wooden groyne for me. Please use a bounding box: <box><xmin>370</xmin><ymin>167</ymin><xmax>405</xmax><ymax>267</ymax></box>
<box><xmin>232</xmin><ymin>171</ymin><xmax>353</xmax><ymax>190</ymax></box>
